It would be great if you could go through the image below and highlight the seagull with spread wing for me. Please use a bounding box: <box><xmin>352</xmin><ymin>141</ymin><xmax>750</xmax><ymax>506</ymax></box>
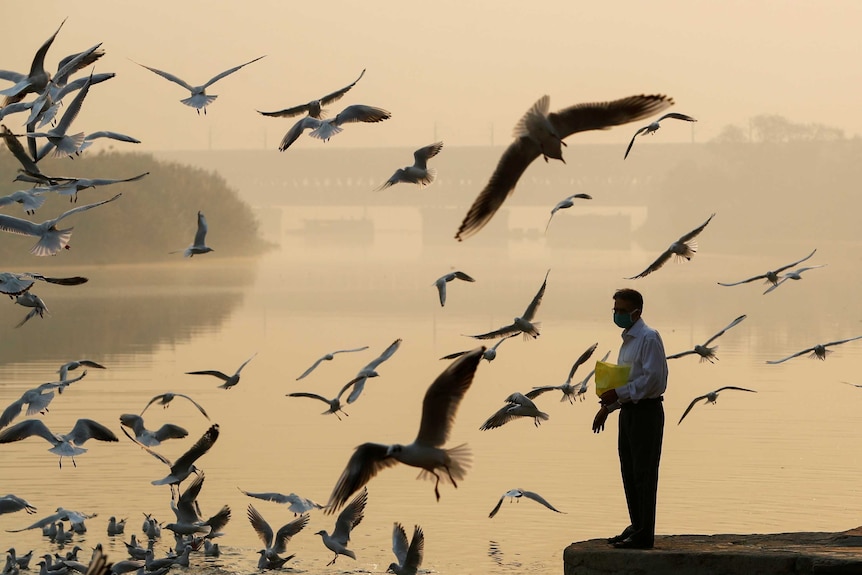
<box><xmin>0</xmin><ymin>272</ymin><xmax>87</xmax><ymax>296</ymax></box>
<box><xmin>247</xmin><ymin>504</ymin><xmax>308</xmax><ymax>566</ymax></box>
<box><xmin>455</xmin><ymin>93</ymin><xmax>673</xmax><ymax>240</ymax></box>
<box><xmin>325</xmin><ymin>348</ymin><xmax>484</xmax><ymax>513</ymax></box>
<box><xmin>766</xmin><ymin>336</ymin><xmax>862</xmax><ymax>364</ymax></box>
<box><xmin>388</xmin><ymin>523</ymin><xmax>424</xmax><ymax>575</ymax></box>
<box><xmin>0</xmin><ymin>193</ymin><xmax>121</xmax><ymax>256</ymax></box>
<box><xmin>479</xmin><ymin>392</ymin><xmax>549</xmax><ymax>430</ymax></box>
<box><xmin>171</xmin><ymin>211</ymin><xmax>213</xmax><ymax>257</ymax></box>
<box><xmin>295</xmin><ymin>346</ymin><xmax>369</xmax><ymax>380</ymax></box>
<box><xmin>526</xmin><ymin>342</ymin><xmax>598</xmax><ymax>403</ymax></box>
<box><xmin>666</xmin><ymin>315</ymin><xmax>747</xmax><ymax>364</ymax></box>
<box><xmin>133</xmin><ymin>56</ymin><xmax>265</xmax><ymax>114</ymax></box>
<box><xmin>434</xmin><ymin>270</ymin><xmax>475</xmax><ymax>307</ymax></box>
<box><xmin>488</xmin><ymin>488</ymin><xmax>564</xmax><ymax>518</ymax></box>
<box><xmin>0</xmin><ymin>19</ymin><xmax>66</xmax><ymax>105</ymax></box>
<box><xmin>0</xmin><ymin>418</ymin><xmax>117</xmax><ymax>468</ymax></box>
<box><xmin>0</xmin><ymin>494</ymin><xmax>37</xmax><ymax>516</ymax></box>
<box><xmin>623</xmin><ymin>112</ymin><xmax>697</xmax><ymax>159</ymax></box>
<box><xmin>376</xmin><ymin>141</ymin><xmax>444</xmax><ymax>190</ymax></box>
<box><xmin>13</xmin><ymin>291</ymin><xmax>48</xmax><ymax>328</ymax></box>
<box><xmin>258</xmin><ymin>69</ymin><xmax>365</xmax><ymax>119</ymax></box>
<box><xmin>626</xmin><ymin>213</ymin><xmax>714</xmax><ymax>279</ymax></box>
<box><xmin>287</xmin><ymin>378</ymin><xmax>361</xmax><ymax>421</ymax></box>
<box><xmin>140</xmin><ymin>392</ymin><xmax>209</xmax><ymax>420</ymax></box>
<box><xmin>440</xmin><ymin>333</ymin><xmax>517</xmax><ymax>363</ymax></box>
<box><xmin>343</xmin><ymin>338</ymin><xmax>402</xmax><ymax>403</ymax></box>
<box><xmin>467</xmin><ymin>270</ymin><xmax>549</xmax><ymax>340</ymax></box>
<box><xmin>544</xmin><ymin>193</ymin><xmax>592</xmax><ymax>233</ymax></box>
<box><xmin>58</xmin><ymin>359</ymin><xmax>105</xmax><ymax>382</ymax></box>
<box><xmin>717</xmin><ymin>249</ymin><xmax>817</xmax><ymax>288</ymax></box>
<box><xmin>0</xmin><ymin>190</ymin><xmax>48</xmax><ymax>215</ymax></box>
<box><xmin>32</xmin><ymin>172</ymin><xmax>149</xmax><ymax>203</ymax></box>
<box><xmin>316</xmin><ymin>487</ymin><xmax>367</xmax><ymax>566</ymax></box>
<box><xmin>277</xmin><ymin>104</ymin><xmax>391</xmax><ymax>150</ymax></box>
<box><xmin>185</xmin><ymin>353</ymin><xmax>257</xmax><ymax>390</ymax></box>
<box><xmin>0</xmin><ymin>372</ymin><xmax>87</xmax><ymax>430</ymax></box>
<box><xmin>238</xmin><ymin>488</ymin><xmax>325</xmax><ymax>515</ymax></box>
<box><xmin>118</xmin><ymin>414</ymin><xmax>188</xmax><ymax>447</ymax></box>
<box><xmin>677</xmin><ymin>386</ymin><xmax>757</xmax><ymax>424</ymax></box>
<box><xmin>763</xmin><ymin>265</ymin><xmax>827</xmax><ymax>294</ymax></box>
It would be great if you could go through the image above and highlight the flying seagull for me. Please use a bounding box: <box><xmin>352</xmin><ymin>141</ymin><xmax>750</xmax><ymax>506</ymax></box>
<box><xmin>488</xmin><ymin>488</ymin><xmax>564</xmax><ymax>518</ymax></box>
<box><xmin>440</xmin><ymin>333</ymin><xmax>517</xmax><ymax>363</ymax></box>
<box><xmin>32</xmin><ymin>172</ymin><xmax>149</xmax><ymax>203</ymax></box>
<box><xmin>467</xmin><ymin>269</ymin><xmax>549</xmax><ymax>340</ymax></box>
<box><xmin>185</xmin><ymin>353</ymin><xmax>257</xmax><ymax>389</ymax></box>
<box><xmin>247</xmin><ymin>504</ymin><xmax>309</xmax><ymax>562</ymax></box>
<box><xmin>762</xmin><ymin>265</ymin><xmax>827</xmax><ymax>295</ymax></box>
<box><xmin>344</xmin><ymin>338</ymin><xmax>402</xmax><ymax>404</ymax></box>
<box><xmin>277</xmin><ymin>104</ymin><xmax>391</xmax><ymax>151</ymax></box>
<box><xmin>295</xmin><ymin>346</ymin><xmax>369</xmax><ymax>380</ymax></box>
<box><xmin>132</xmin><ymin>56</ymin><xmax>266</xmax><ymax>114</ymax></box>
<box><xmin>118</xmin><ymin>414</ymin><xmax>188</xmax><ymax>447</ymax></box>
<box><xmin>258</xmin><ymin>69</ymin><xmax>365</xmax><ymax>119</ymax></box>
<box><xmin>717</xmin><ymin>249</ymin><xmax>817</xmax><ymax>288</ymax></box>
<box><xmin>0</xmin><ymin>189</ymin><xmax>49</xmax><ymax>215</ymax></box>
<box><xmin>171</xmin><ymin>211</ymin><xmax>213</xmax><ymax>257</ymax></box>
<box><xmin>0</xmin><ymin>494</ymin><xmax>37</xmax><ymax>516</ymax></box>
<box><xmin>479</xmin><ymin>392</ymin><xmax>549</xmax><ymax>430</ymax></box>
<box><xmin>0</xmin><ymin>193</ymin><xmax>122</xmax><ymax>256</ymax></box>
<box><xmin>58</xmin><ymin>359</ymin><xmax>105</xmax><ymax>382</ymax></box>
<box><xmin>526</xmin><ymin>342</ymin><xmax>599</xmax><ymax>403</ymax></box>
<box><xmin>544</xmin><ymin>193</ymin><xmax>592</xmax><ymax>233</ymax></box>
<box><xmin>455</xmin><ymin>93</ymin><xmax>673</xmax><ymax>240</ymax></box>
<box><xmin>434</xmin><ymin>270</ymin><xmax>475</xmax><ymax>307</ymax></box>
<box><xmin>325</xmin><ymin>348</ymin><xmax>484</xmax><ymax>513</ymax></box>
<box><xmin>0</xmin><ymin>19</ymin><xmax>66</xmax><ymax>105</ymax></box>
<box><xmin>238</xmin><ymin>488</ymin><xmax>325</xmax><ymax>515</ymax></box>
<box><xmin>677</xmin><ymin>386</ymin><xmax>757</xmax><ymax>424</ymax></box>
<box><xmin>626</xmin><ymin>213</ymin><xmax>715</xmax><ymax>279</ymax></box>
<box><xmin>7</xmin><ymin>507</ymin><xmax>96</xmax><ymax>533</ymax></box>
<box><xmin>287</xmin><ymin>378</ymin><xmax>361</xmax><ymax>421</ymax></box>
<box><xmin>0</xmin><ymin>373</ymin><xmax>88</xmax><ymax>430</ymax></box>
<box><xmin>316</xmin><ymin>487</ymin><xmax>367</xmax><ymax>566</ymax></box>
<box><xmin>766</xmin><ymin>336</ymin><xmax>862</xmax><ymax>364</ymax></box>
<box><xmin>0</xmin><ymin>272</ymin><xmax>87</xmax><ymax>296</ymax></box>
<box><xmin>24</xmin><ymin>71</ymin><xmax>94</xmax><ymax>160</ymax></box>
<box><xmin>140</xmin><ymin>393</ymin><xmax>209</xmax><ymax>420</ymax></box>
<box><xmin>623</xmin><ymin>112</ymin><xmax>697</xmax><ymax>159</ymax></box>
<box><xmin>388</xmin><ymin>523</ymin><xmax>424</xmax><ymax>575</ymax></box>
<box><xmin>13</xmin><ymin>292</ymin><xmax>48</xmax><ymax>328</ymax></box>
<box><xmin>665</xmin><ymin>315</ymin><xmax>747</xmax><ymax>363</ymax></box>
<box><xmin>0</xmin><ymin>418</ymin><xmax>117</xmax><ymax>468</ymax></box>
<box><xmin>376</xmin><ymin>142</ymin><xmax>444</xmax><ymax>190</ymax></box>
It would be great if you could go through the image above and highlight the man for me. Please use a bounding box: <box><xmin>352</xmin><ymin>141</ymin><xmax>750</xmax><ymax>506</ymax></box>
<box><xmin>593</xmin><ymin>288</ymin><xmax>668</xmax><ymax>550</ymax></box>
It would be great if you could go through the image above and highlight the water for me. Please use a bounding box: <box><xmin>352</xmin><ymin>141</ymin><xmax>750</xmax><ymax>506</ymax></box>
<box><xmin>2</xmin><ymin>239</ymin><xmax>861</xmax><ymax>574</ymax></box>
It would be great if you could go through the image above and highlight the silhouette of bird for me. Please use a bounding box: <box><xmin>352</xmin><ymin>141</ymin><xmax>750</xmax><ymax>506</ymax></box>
<box><xmin>295</xmin><ymin>346</ymin><xmax>369</xmax><ymax>380</ymax></box>
<box><xmin>316</xmin><ymin>487</ymin><xmax>367</xmax><ymax>566</ymax></box>
<box><xmin>185</xmin><ymin>353</ymin><xmax>257</xmax><ymax>389</ymax></box>
<box><xmin>376</xmin><ymin>142</ymin><xmax>444</xmax><ymax>190</ymax></box>
<box><xmin>387</xmin><ymin>523</ymin><xmax>424</xmax><ymax>575</ymax></box>
<box><xmin>717</xmin><ymin>249</ymin><xmax>817</xmax><ymax>288</ymax></box>
<box><xmin>247</xmin><ymin>504</ymin><xmax>308</xmax><ymax>561</ymax></box>
<box><xmin>0</xmin><ymin>19</ymin><xmax>67</xmax><ymax>105</ymax></box>
<box><xmin>665</xmin><ymin>315</ymin><xmax>747</xmax><ymax>363</ymax></box>
<box><xmin>762</xmin><ymin>265</ymin><xmax>827</xmax><ymax>294</ymax></box>
<box><xmin>544</xmin><ymin>193</ymin><xmax>592</xmax><ymax>233</ymax></box>
<box><xmin>118</xmin><ymin>414</ymin><xmax>188</xmax><ymax>447</ymax></box>
<box><xmin>0</xmin><ymin>494</ymin><xmax>37</xmax><ymax>515</ymax></box>
<box><xmin>678</xmin><ymin>386</ymin><xmax>757</xmax><ymax>424</ymax></box>
<box><xmin>766</xmin><ymin>336</ymin><xmax>862</xmax><ymax>364</ymax></box>
<box><xmin>140</xmin><ymin>393</ymin><xmax>209</xmax><ymax>420</ymax></box>
<box><xmin>58</xmin><ymin>359</ymin><xmax>105</xmax><ymax>382</ymax></box>
<box><xmin>526</xmin><ymin>342</ymin><xmax>599</xmax><ymax>402</ymax></box>
<box><xmin>171</xmin><ymin>211</ymin><xmax>213</xmax><ymax>257</ymax></box>
<box><xmin>343</xmin><ymin>338</ymin><xmax>402</xmax><ymax>403</ymax></box>
<box><xmin>623</xmin><ymin>112</ymin><xmax>697</xmax><ymax>159</ymax></box>
<box><xmin>441</xmin><ymin>334</ymin><xmax>517</xmax><ymax>363</ymax></box>
<box><xmin>488</xmin><ymin>488</ymin><xmax>564</xmax><ymax>518</ymax></box>
<box><xmin>258</xmin><ymin>69</ymin><xmax>365</xmax><ymax>119</ymax></box>
<box><xmin>286</xmin><ymin>379</ymin><xmax>361</xmax><ymax>421</ymax></box>
<box><xmin>467</xmin><ymin>270</ymin><xmax>549</xmax><ymax>339</ymax></box>
<box><xmin>626</xmin><ymin>213</ymin><xmax>714</xmax><ymax>279</ymax></box>
<box><xmin>480</xmin><ymin>392</ymin><xmax>549</xmax><ymax>430</ymax></box>
<box><xmin>433</xmin><ymin>270</ymin><xmax>475</xmax><ymax>307</ymax></box>
<box><xmin>278</xmin><ymin>104</ymin><xmax>391</xmax><ymax>150</ymax></box>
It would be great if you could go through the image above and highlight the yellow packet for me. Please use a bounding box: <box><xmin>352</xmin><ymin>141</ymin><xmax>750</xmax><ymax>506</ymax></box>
<box><xmin>594</xmin><ymin>361</ymin><xmax>631</xmax><ymax>397</ymax></box>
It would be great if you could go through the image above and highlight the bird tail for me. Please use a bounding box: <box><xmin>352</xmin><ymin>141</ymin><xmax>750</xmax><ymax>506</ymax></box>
<box><xmin>418</xmin><ymin>443</ymin><xmax>472</xmax><ymax>485</ymax></box>
<box><xmin>181</xmin><ymin>94</ymin><xmax>217</xmax><ymax>109</ymax></box>
<box><xmin>31</xmin><ymin>227</ymin><xmax>73</xmax><ymax>256</ymax></box>
<box><xmin>522</xmin><ymin>322</ymin><xmax>541</xmax><ymax>340</ymax></box>
<box><xmin>15</xmin><ymin>308</ymin><xmax>40</xmax><ymax>328</ymax></box>
<box><xmin>309</xmin><ymin>122</ymin><xmax>342</xmax><ymax>141</ymax></box>
<box><xmin>419</xmin><ymin>168</ymin><xmax>437</xmax><ymax>187</ymax></box>
<box><xmin>677</xmin><ymin>240</ymin><xmax>698</xmax><ymax>260</ymax></box>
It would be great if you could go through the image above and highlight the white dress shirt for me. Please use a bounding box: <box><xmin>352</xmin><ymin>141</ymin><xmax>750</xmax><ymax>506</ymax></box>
<box><xmin>614</xmin><ymin>317</ymin><xmax>668</xmax><ymax>404</ymax></box>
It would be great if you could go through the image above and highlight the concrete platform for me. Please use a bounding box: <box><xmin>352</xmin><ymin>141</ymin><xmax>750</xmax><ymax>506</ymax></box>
<box><xmin>564</xmin><ymin>526</ymin><xmax>862</xmax><ymax>575</ymax></box>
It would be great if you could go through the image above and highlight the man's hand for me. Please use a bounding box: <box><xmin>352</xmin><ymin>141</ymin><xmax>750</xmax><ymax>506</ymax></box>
<box><xmin>592</xmin><ymin>405</ymin><xmax>608</xmax><ymax>433</ymax></box>
<box><xmin>600</xmin><ymin>388</ymin><xmax>619</xmax><ymax>405</ymax></box>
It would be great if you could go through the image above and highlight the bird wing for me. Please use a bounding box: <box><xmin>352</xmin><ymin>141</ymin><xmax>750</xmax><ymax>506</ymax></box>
<box><xmin>257</xmin><ymin>103</ymin><xmax>311</xmax><ymax>118</ymax></box>
<box><xmin>318</xmin><ymin>68</ymin><xmax>366</xmax><ymax>107</ymax></box>
<box><xmin>80</xmin><ymin>131</ymin><xmax>141</xmax><ymax>146</ymax></box>
<box><xmin>452</xmin><ymin>271</ymin><xmax>475</xmax><ymax>282</ymax></box>
<box><xmin>326</xmin><ymin>445</ymin><xmax>392</xmax><ymax>514</ymax></box>
<box><xmin>246</xmin><ymin>504</ymin><xmax>274</xmax><ymax>548</ymax></box>
<box><xmin>439</xmin><ymin>350</ymin><xmax>468</xmax><ymax>360</ymax></box>
<box><xmin>77</xmin><ymin>359</ymin><xmax>105</xmax><ymax>369</ymax></box>
<box><xmin>152</xmin><ymin>423</ymin><xmax>189</xmax><ymax>443</ymax></box>
<box><xmin>521</xmin><ymin>269</ymin><xmax>550</xmax><ymax>321</ymax></box>
<box><xmin>773</xmin><ymin>248</ymin><xmax>817</xmax><ymax>274</ymax></box>
<box><xmin>84</xmin><ymin>173</ymin><xmax>149</xmax><ymax>189</ymax></box>
<box><xmin>703</xmin><ymin>314</ymin><xmax>747</xmax><ymax>346</ymax></box>
<box><xmin>467</xmin><ymin>323</ymin><xmax>520</xmax><ymax>339</ymax></box>
<box><xmin>717</xmin><ymin>274</ymin><xmax>768</xmax><ymax>287</ymax></box>
<box><xmin>193</xmin><ymin>211</ymin><xmax>208</xmax><ymax>247</ymax></box>
<box><xmin>53</xmin><ymin>193</ymin><xmax>122</xmax><ymax>225</ymax></box>
<box><xmin>0</xmin><ymin>419</ymin><xmax>59</xmax><ymax>445</ymax></box>
<box><xmin>296</xmin><ymin>357</ymin><xmax>326</xmax><ymax>380</ymax></box>
<box><xmin>331</xmin><ymin>486</ymin><xmax>368</xmax><ymax>543</ymax></box>
<box><xmin>66</xmin><ymin>419</ymin><xmax>118</xmax><ymax>445</ymax></box>
<box><xmin>415</xmin><ymin>347</ymin><xmax>484</xmax><ymax>447</ymax></box>
<box><xmin>763</xmin><ymin>277</ymin><xmax>789</xmax><ymax>294</ymax></box>
<box><xmin>278</xmin><ymin>116</ymin><xmax>320</xmax><ymax>151</ymax></box>
<box><xmin>286</xmin><ymin>392</ymin><xmax>331</xmax><ymax>405</ymax></box>
<box><xmin>185</xmin><ymin>370</ymin><xmax>229</xmax><ymax>382</ymax></box>
<box><xmin>364</xmin><ymin>338</ymin><xmax>402</xmax><ymax>370</ymax></box>
<box><xmin>565</xmin><ymin>342</ymin><xmax>599</xmax><ymax>383</ymax></box>
<box><xmin>823</xmin><ymin>335</ymin><xmax>862</xmax><ymax>348</ymax></box>
<box><xmin>235</xmin><ymin>353</ymin><xmax>257</xmax><ymax>374</ymax></box>
<box><xmin>332</xmin><ymin>105</ymin><xmax>391</xmax><ymax>127</ymax></box>
<box><xmin>625</xmin><ymin>248</ymin><xmax>673</xmax><ymax>280</ymax></box>
<box><xmin>436</xmin><ymin>279</ymin><xmax>447</xmax><ymax>306</ymax></box>
<box><xmin>413</xmin><ymin>141</ymin><xmax>444</xmax><ymax>167</ymax></box>
<box><xmin>171</xmin><ymin>424</ymin><xmax>219</xmax><ymax>474</ymax></box>
<box><xmin>175</xmin><ymin>393</ymin><xmax>210</xmax><ymax>419</ymax></box>
<box><xmin>272</xmin><ymin>514</ymin><xmax>309</xmax><ymax>553</ymax></box>
<box><xmin>50</xmin><ymin>72</ymin><xmax>92</xmax><ymax>141</ymax></box>
<box><xmin>133</xmin><ymin>61</ymin><xmax>195</xmax><ymax>91</ymax></box>
<box><xmin>678</xmin><ymin>213</ymin><xmax>715</xmax><ymax>243</ymax></box>
<box><xmin>488</xmin><ymin>494</ymin><xmax>507</xmax><ymax>518</ymax></box>
<box><xmin>202</xmin><ymin>55</ymin><xmax>265</xmax><ymax>89</ymax></box>
<box><xmin>715</xmin><ymin>386</ymin><xmax>757</xmax><ymax>393</ymax></box>
<box><xmin>0</xmin><ymin>398</ymin><xmax>25</xmax><ymax>429</ymax></box>
<box><xmin>623</xmin><ymin>126</ymin><xmax>649</xmax><ymax>159</ymax></box>
<box><xmin>332</xmin><ymin>346</ymin><xmax>370</xmax><ymax>355</ymax></box>
<box><xmin>765</xmin><ymin>347</ymin><xmax>814</xmax><ymax>364</ymax></box>
<box><xmin>525</xmin><ymin>386</ymin><xmax>557</xmax><ymax>400</ymax></box>
<box><xmin>54</xmin><ymin>44</ymin><xmax>104</xmax><ymax>85</ymax></box>
<box><xmin>658</xmin><ymin>112</ymin><xmax>697</xmax><ymax>123</ymax></box>
<box><xmin>121</xmin><ymin>426</ymin><xmax>172</xmax><ymax>466</ymax></box>
<box><xmin>238</xmin><ymin>489</ymin><xmax>292</xmax><ymax>504</ymax></box>
<box><xmin>522</xmin><ymin>490</ymin><xmax>564</xmax><ymax>513</ymax></box>
<box><xmin>666</xmin><ymin>350</ymin><xmax>697</xmax><ymax>360</ymax></box>
<box><xmin>479</xmin><ymin>405</ymin><xmax>520</xmax><ymax>431</ymax></box>
<box><xmin>175</xmin><ymin>473</ymin><xmax>205</xmax><ymax>523</ymax></box>
<box><xmin>677</xmin><ymin>395</ymin><xmax>708</xmax><ymax>424</ymax></box>
<box><xmin>392</xmin><ymin>522</ymin><xmax>409</xmax><ymax>565</ymax></box>
<box><xmin>404</xmin><ymin>525</ymin><xmax>424</xmax><ymax>571</ymax></box>
<box><xmin>1</xmin><ymin>125</ymin><xmax>40</xmax><ymax>176</ymax></box>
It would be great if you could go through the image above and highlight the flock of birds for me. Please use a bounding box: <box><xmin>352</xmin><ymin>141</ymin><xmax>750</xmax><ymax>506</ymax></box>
<box><xmin>0</xmin><ymin>16</ymin><xmax>859</xmax><ymax>575</ymax></box>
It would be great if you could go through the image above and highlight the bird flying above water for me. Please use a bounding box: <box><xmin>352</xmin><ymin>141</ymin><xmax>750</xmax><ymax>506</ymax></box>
<box><xmin>623</xmin><ymin>112</ymin><xmax>697</xmax><ymax>159</ymax></box>
<box><xmin>677</xmin><ymin>386</ymin><xmax>757</xmax><ymax>424</ymax></box>
<box><xmin>625</xmin><ymin>213</ymin><xmax>714</xmax><ymax>279</ymax></box>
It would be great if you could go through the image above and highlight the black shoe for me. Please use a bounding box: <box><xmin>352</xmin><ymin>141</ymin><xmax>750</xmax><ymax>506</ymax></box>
<box><xmin>612</xmin><ymin>535</ymin><xmax>654</xmax><ymax>550</ymax></box>
<box><xmin>606</xmin><ymin>525</ymin><xmax>635</xmax><ymax>544</ymax></box>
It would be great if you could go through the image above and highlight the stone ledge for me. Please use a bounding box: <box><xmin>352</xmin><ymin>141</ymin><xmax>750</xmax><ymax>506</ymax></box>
<box><xmin>564</xmin><ymin>526</ymin><xmax>862</xmax><ymax>575</ymax></box>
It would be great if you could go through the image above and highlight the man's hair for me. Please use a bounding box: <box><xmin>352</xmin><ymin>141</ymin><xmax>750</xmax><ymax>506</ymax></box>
<box><xmin>613</xmin><ymin>288</ymin><xmax>643</xmax><ymax>311</ymax></box>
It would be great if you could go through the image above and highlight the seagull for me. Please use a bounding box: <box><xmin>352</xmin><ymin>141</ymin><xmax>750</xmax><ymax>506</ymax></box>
<box><xmin>0</xmin><ymin>272</ymin><xmax>87</xmax><ymax>296</ymax></box>
<box><xmin>122</xmin><ymin>424</ymin><xmax>220</xmax><ymax>498</ymax></box>
<box><xmin>316</xmin><ymin>487</ymin><xmax>367</xmax><ymax>566</ymax></box>
<box><xmin>677</xmin><ymin>386</ymin><xmax>757</xmax><ymax>424</ymax></box>
<box><xmin>343</xmin><ymin>338</ymin><xmax>402</xmax><ymax>404</ymax></box>
<box><xmin>480</xmin><ymin>392</ymin><xmax>549</xmax><ymax>430</ymax></box>
<box><xmin>525</xmin><ymin>342</ymin><xmax>599</xmax><ymax>403</ymax></box>
<box><xmin>106</xmin><ymin>517</ymin><xmax>126</xmax><ymax>536</ymax></box>
<box><xmin>7</xmin><ymin>548</ymin><xmax>34</xmax><ymax>570</ymax></box>
<box><xmin>1</xmin><ymin>124</ymin><xmax>62</xmax><ymax>186</ymax></box>
<box><xmin>544</xmin><ymin>193</ymin><xmax>592</xmax><ymax>232</ymax></box>
<box><xmin>238</xmin><ymin>488</ymin><xmax>324</xmax><ymax>515</ymax></box>
<box><xmin>132</xmin><ymin>56</ymin><xmax>266</xmax><ymax>114</ymax></box>
<box><xmin>171</xmin><ymin>211</ymin><xmax>213</xmax><ymax>257</ymax></box>
<box><xmin>665</xmin><ymin>315</ymin><xmax>747</xmax><ymax>363</ymax></box>
<box><xmin>842</xmin><ymin>382</ymin><xmax>862</xmax><ymax>389</ymax></box>
<box><xmin>72</xmin><ymin>131</ymin><xmax>141</xmax><ymax>156</ymax></box>
<box><xmin>434</xmin><ymin>270</ymin><xmax>475</xmax><ymax>307</ymax></box>
<box><xmin>7</xmin><ymin>507</ymin><xmax>96</xmax><ymax>533</ymax></box>
<box><xmin>376</xmin><ymin>142</ymin><xmax>444</xmax><ymax>190</ymax></box>
<box><xmin>168</xmin><ymin>472</ymin><xmax>231</xmax><ymax>539</ymax></box>
<box><xmin>278</xmin><ymin>104</ymin><xmax>391</xmax><ymax>150</ymax></box>
<box><xmin>185</xmin><ymin>352</ymin><xmax>257</xmax><ymax>389</ymax></box>
<box><xmin>763</xmin><ymin>265</ymin><xmax>827</xmax><ymax>294</ymax></box>
<box><xmin>118</xmin><ymin>414</ymin><xmax>188</xmax><ymax>447</ymax></box>
<box><xmin>0</xmin><ymin>190</ymin><xmax>48</xmax><ymax>215</ymax></box>
<box><xmin>625</xmin><ymin>213</ymin><xmax>715</xmax><ymax>279</ymax></box>
<box><xmin>140</xmin><ymin>393</ymin><xmax>209</xmax><ymax>420</ymax></box>
<box><xmin>0</xmin><ymin>495</ymin><xmax>37</xmax><ymax>516</ymax></box>
<box><xmin>247</xmin><ymin>504</ymin><xmax>309</xmax><ymax>561</ymax></box>
<box><xmin>0</xmin><ymin>374</ymin><xmax>87</xmax><ymax>430</ymax></box>
<box><xmin>387</xmin><ymin>523</ymin><xmax>424</xmax><ymax>575</ymax></box>
<box><xmin>286</xmin><ymin>378</ymin><xmax>361</xmax><ymax>421</ymax></box>
<box><xmin>326</xmin><ymin>348</ymin><xmax>484</xmax><ymax>512</ymax></box>
<box><xmin>58</xmin><ymin>360</ymin><xmax>105</xmax><ymax>382</ymax></box>
<box><xmin>0</xmin><ymin>419</ymin><xmax>117</xmax><ymax>468</ymax></box>
<box><xmin>623</xmin><ymin>112</ymin><xmax>697</xmax><ymax>159</ymax></box>
<box><xmin>32</xmin><ymin>173</ymin><xmax>149</xmax><ymax>203</ymax></box>
<box><xmin>13</xmin><ymin>292</ymin><xmax>48</xmax><ymax>328</ymax></box>
<box><xmin>766</xmin><ymin>336</ymin><xmax>862</xmax><ymax>364</ymax></box>
<box><xmin>0</xmin><ymin>19</ymin><xmax>66</xmax><ymax>105</ymax></box>
<box><xmin>258</xmin><ymin>68</ymin><xmax>365</xmax><ymax>119</ymax></box>
<box><xmin>570</xmin><ymin>350</ymin><xmax>611</xmax><ymax>401</ymax></box>
<box><xmin>0</xmin><ymin>193</ymin><xmax>121</xmax><ymax>256</ymax></box>
<box><xmin>440</xmin><ymin>333</ymin><xmax>517</xmax><ymax>363</ymax></box>
<box><xmin>717</xmin><ymin>249</ymin><xmax>817</xmax><ymax>288</ymax></box>
<box><xmin>467</xmin><ymin>269</ymin><xmax>549</xmax><ymax>340</ymax></box>
<box><xmin>295</xmin><ymin>346</ymin><xmax>369</xmax><ymax>380</ymax></box>
<box><xmin>455</xmin><ymin>93</ymin><xmax>673</xmax><ymax>240</ymax></box>
<box><xmin>24</xmin><ymin>71</ymin><xmax>94</xmax><ymax>160</ymax></box>
<box><xmin>488</xmin><ymin>488</ymin><xmax>565</xmax><ymax>518</ymax></box>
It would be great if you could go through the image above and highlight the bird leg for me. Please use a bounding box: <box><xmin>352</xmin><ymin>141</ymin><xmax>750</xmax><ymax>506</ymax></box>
<box><xmin>445</xmin><ymin>465</ymin><xmax>459</xmax><ymax>489</ymax></box>
<box><xmin>326</xmin><ymin>554</ymin><xmax>337</xmax><ymax>566</ymax></box>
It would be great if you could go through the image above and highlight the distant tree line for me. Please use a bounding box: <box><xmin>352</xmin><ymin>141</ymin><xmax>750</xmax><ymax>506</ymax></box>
<box><xmin>712</xmin><ymin>114</ymin><xmax>846</xmax><ymax>144</ymax></box>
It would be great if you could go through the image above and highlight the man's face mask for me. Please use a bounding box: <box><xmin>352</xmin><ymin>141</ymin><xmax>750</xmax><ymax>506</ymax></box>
<box><xmin>613</xmin><ymin>309</ymin><xmax>639</xmax><ymax>329</ymax></box>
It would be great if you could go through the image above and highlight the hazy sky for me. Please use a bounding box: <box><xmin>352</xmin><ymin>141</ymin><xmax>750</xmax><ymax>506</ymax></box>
<box><xmin>6</xmin><ymin>1</ymin><xmax>862</xmax><ymax>150</ymax></box>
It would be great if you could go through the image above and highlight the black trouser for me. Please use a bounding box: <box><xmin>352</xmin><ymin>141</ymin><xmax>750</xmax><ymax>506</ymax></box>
<box><xmin>618</xmin><ymin>397</ymin><xmax>664</xmax><ymax>544</ymax></box>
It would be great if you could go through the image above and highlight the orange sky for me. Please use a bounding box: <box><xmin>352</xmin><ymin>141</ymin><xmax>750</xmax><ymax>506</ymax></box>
<box><xmin>4</xmin><ymin>0</ymin><xmax>862</xmax><ymax>150</ymax></box>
